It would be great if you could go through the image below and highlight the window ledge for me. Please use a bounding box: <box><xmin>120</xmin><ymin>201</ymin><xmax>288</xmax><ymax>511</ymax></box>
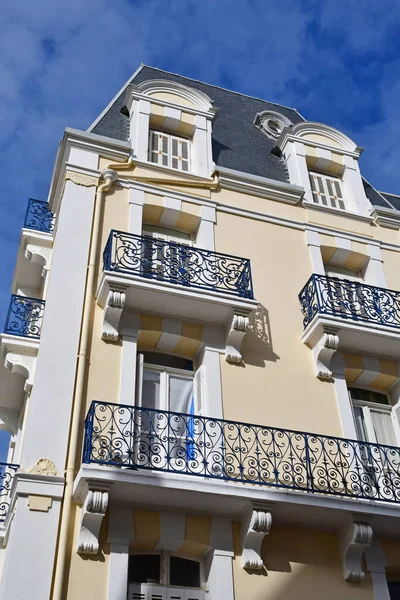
<box><xmin>303</xmin><ymin>200</ymin><xmax>373</xmax><ymax>223</ymax></box>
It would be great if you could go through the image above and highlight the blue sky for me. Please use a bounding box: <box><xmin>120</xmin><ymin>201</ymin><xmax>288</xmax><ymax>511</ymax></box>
<box><xmin>1</xmin><ymin>0</ymin><xmax>400</xmax><ymax>458</ymax></box>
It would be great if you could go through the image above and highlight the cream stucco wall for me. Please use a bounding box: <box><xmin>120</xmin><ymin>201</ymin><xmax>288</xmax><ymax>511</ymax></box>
<box><xmin>232</xmin><ymin>524</ymin><xmax>374</xmax><ymax>600</ymax></box>
<box><xmin>215</xmin><ymin>210</ymin><xmax>343</xmax><ymax>435</ymax></box>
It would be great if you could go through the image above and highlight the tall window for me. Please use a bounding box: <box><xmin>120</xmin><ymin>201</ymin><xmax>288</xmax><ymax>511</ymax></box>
<box><xmin>141</xmin><ymin>225</ymin><xmax>193</xmax><ymax>285</ymax></box>
<box><xmin>309</xmin><ymin>172</ymin><xmax>345</xmax><ymax>210</ymax></box>
<box><xmin>149</xmin><ymin>131</ymin><xmax>190</xmax><ymax>172</ymax></box>
<box><xmin>349</xmin><ymin>388</ymin><xmax>397</xmax><ymax>447</ymax></box>
<box><xmin>141</xmin><ymin>353</ymin><xmax>194</xmax><ymax>415</ymax></box>
<box><xmin>128</xmin><ymin>553</ymin><xmax>204</xmax><ymax>600</ymax></box>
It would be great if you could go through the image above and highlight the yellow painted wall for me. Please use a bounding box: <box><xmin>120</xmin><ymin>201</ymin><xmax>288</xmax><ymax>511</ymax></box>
<box><xmin>232</xmin><ymin>523</ymin><xmax>374</xmax><ymax>600</ymax></box>
<box><xmin>65</xmin><ymin>507</ymin><xmax>110</xmax><ymax>600</ymax></box>
<box><xmin>382</xmin><ymin>248</ymin><xmax>400</xmax><ymax>291</ymax></box>
<box><xmin>215</xmin><ymin>210</ymin><xmax>343</xmax><ymax>435</ymax></box>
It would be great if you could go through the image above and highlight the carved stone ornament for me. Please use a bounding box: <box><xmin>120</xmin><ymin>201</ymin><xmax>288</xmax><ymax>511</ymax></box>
<box><xmin>65</xmin><ymin>170</ymin><xmax>98</xmax><ymax>188</ymax></box>
<box><xmin>27</xmin><ymin>458</ymin><xmax>60</xmax><ymax>477</ymax></box>
<box><xmin>241</xmin><ymin>506</ymin><xmax>272</xmax><ymax>570</ymax></box>
<box><xmin>340</xmin><ymin>521</ymin><xmax>373</xmax><ymax>582</ymax></box>
<box><xmin>225</xmin><ymin>314</ymin><xmax>249</xmax><ymax>363</ymax></box>
<box><xmin>5</xmin><ymin>353</ymin><xmax>37</xmax><ymax>393</ymax></box>
<box><xmin>102</xmin><ymin>291</ymin><xmax>126</xmax><ymax>342</ymax></box>
<box><xmin>312</xmin><ymin>332</ymin><xmax>339</xmax><ymax>380</ymax></box>
<box><xmin>77</xmin><ymin>489</ymin><xmax>109</xmax><ymax>555</ymax></box>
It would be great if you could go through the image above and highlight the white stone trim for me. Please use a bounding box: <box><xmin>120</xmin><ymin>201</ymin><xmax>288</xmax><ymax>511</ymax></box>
<box><xmin>225</xmin><ymin>314</ymin><xmax>249</xmax><ymax>364</ymax></box>
<box><xmin>312</xmin><ymin>332</ymin><xmax>340</xmax><ymax>380</ymax></box>
<box><xmin>339</xmin><ymin>521</ymin><xmax>373</xmax><ymax>582</ymax></box>
<box><xmin>102</xmin><ymin>291</ymin><xmax>126</xmax><ymax>342</ymax></box>
<box><xmin>365</xmin><ymin>540</ymin><xmax>391</xmax><ymax>600</ymax></box>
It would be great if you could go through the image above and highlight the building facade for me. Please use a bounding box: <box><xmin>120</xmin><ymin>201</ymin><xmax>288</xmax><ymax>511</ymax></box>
<box><xmin>1</xmin><ymin>65</ymin><xmax>400</xmax><ymax>599</ymax></box>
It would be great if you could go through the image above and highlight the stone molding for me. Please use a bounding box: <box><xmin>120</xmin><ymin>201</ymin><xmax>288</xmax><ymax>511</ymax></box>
<box><xmin>26</xmin><ymin>458</ymin><xmax>60</xmax><ymax>477</ymax></box>
<box><xmin>313</xmin><ymin>332</ymin><xmax>340</xmax><ymax>380</ymax></box>
<box><xmin>241</xmin><ymin>505</ymin><xmax>272</xmax><ymax>570</ymax></box>
<box><xmin>65</xmin><ymin>170</ymin><xmax>98</xmax><ymax>188</ymax></box>
<box><xmin>340</xmin><ymin>521</ymin><xmax>373</xmax><ymax>582</ymax></box>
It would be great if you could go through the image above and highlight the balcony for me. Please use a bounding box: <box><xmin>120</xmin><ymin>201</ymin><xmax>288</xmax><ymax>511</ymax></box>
<box><xmin>0</xmin><ymin>463</ymin><xmax>18</xmax><ymax>522</ymax></box>
<box><xmin>23</xmin><ymin>199</ymin><xmax>54</xmax><ymax>234</ymax></box>
<box><xmin>299</xmin><ymin>274</ymin><xmax>400</xmax><ymax>365</ymax></box>
<box><xmin>83</xmin><ymin>400</ymin><xmax>400</xmax><ymax>504</ymax></box>
<box><xmin>4</xmin><ymin>295</ymin><xmax>45</xmax><ymax>340</ymax></box>
<box><xmin>97</xmin><ymin>230</ymin><xmax>257</xmax><ymax>327</ymax></box>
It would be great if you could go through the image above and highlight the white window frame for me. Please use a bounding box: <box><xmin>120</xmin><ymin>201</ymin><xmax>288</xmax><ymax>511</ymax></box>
<box><xmin>142</xmin><ymin>363</ymin><xmax>194</xmax><ymax>413</ymax></box>
<box><xmin>149</xmin><ymin>130</ymin><xmax>191</xmax><ymax>172</ymax></box>
<box><xmin>349</xmin><ymin>388</ymin><xmax>396</xmax><ymax>446</ymax></box>
<box><xmin>128</xmin><ymin>550</ymin><xmax>206</xmax><ymax>589</ymax></box>
<box><xmin>309</xmin><ymin>171</ymin><xmax>345</xmax><ymax>210</ymax></box>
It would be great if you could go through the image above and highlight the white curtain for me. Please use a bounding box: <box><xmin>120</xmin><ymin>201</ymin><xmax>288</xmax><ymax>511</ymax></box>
<box><xmin>142</xmin><ymin>369</ymin><xmax>161</xmax><ymax>410</ymax></box>
<box><xmin>169</xmin><ymin>376</ymin><xmax>193</xmax><ymax>414</ymax></box>
<box><xmin>370</xmin><ymin>409</ymin><xmax>397</xmax><ymax>447</ymax></box>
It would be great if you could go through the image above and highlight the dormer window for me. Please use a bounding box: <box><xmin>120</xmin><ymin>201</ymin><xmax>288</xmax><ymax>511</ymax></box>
<box><xmin>149</xmin><ymin>130</ymin><xmax>190</xmax><ymax>172</ymax></box>
<box><xmin>309</xmin><ymin>172</ymin><xmax>345</xmax><ymax>210</ymax></box>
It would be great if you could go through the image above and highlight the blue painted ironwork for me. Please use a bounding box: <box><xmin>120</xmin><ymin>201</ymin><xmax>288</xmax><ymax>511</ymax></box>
<box><xmin>4</xmin><ymin>295</ymin><xmax>45</xmax><ymax>339</ymax></box>
<box><xmin>83</xmin><ymin>401</ymin><xmax>400</xmax><ymax>504</ymax></box>
<box><xmin>0</xmin><ymin>463</ymin><xmax>18</xmax><ymax>522</ymax></box>
<box><xmin>103</xmin><ymin>230</ymin><xmax>254</xmax><ymax>299</ymax></box>
<box><xmin>24</xmin><ymin>199</ymin><xmax>54</xmax><ymax>234</ymax></box>
<box><xmin>299</xmin><ymin>273</ymin><xmax>400</xmax><ymax>330</ymax></box>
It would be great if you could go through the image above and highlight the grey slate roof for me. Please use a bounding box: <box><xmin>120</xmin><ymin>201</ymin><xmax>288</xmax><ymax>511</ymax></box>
<box><xmin>91</xmin><ymin>65</ymin><xmax>395</xmax><ymax>209</ymax></box>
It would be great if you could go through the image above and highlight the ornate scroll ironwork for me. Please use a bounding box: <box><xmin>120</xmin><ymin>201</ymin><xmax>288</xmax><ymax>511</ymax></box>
<box><xmin>0</xmin><ymin>463</ymin><xmax>18</xmax><ymax>522</ymax></box>
<box><xmin>299</xmin><ymin>273</ymin><xmax>400</xmax><ymax>330</ymax></box>
<box><xmin>24</xmin><ymin>199</ymin><xmax>55</xmax><ymax>234</ymax></box>
<box><xmin>4</xmin><ymin>295</ymin><xmax>45</xmax><ymax>339</ymax></box>
<box><xmin>83</xmin><ymin>401</ymin><xmax>400</xmax><ymax>504</ymax></box>
<box><xmin>103</xmin><ymin>230</ymin><xmax>254</xmax><ymax>299</ymax></box>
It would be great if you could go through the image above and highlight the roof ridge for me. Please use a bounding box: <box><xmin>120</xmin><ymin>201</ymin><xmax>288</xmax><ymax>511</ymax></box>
<box><xmin>139</xmin><ymin>64</ymin><xmax>306</xmax><ymax>119</ymax></box>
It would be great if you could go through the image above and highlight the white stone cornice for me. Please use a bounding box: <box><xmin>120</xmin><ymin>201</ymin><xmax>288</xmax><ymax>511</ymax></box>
<box><xmin>102</xmin><ymin>290</ymin><xmax>126</xmax><ymax>342</ymax></box>
<box><xmin>225</xmin><ymin>314</ymin><xmax>249</xmax><ymax>364</ymax></box>
<box><xmin>372</xmin><ymin>206</ymin><xmax>400</xmax><ymax>230</ymax></box>
<box><xmin>241</xmin><ymin>505</ymin><xmax>272</xmax><ymax>570</ymax></box>
<box><xmin>340</xmin><ymin>521</ymin><xmax>373</xmax><ymax>582</ymax></box>
<box><xmin>218</xmin><ymin>166</ymin><xmax>304</xmax><ymax>205</ymax></box>
<box><xmin>77</xmin><ymin>486</ymin><xmax>111</xmax><ymax>555</ymax></box>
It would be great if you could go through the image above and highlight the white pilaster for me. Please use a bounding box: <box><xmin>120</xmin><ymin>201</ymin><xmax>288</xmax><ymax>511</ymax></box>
<box><xmin>197</xmin><ymin>206</ymin><xmax>216</xmax><ymax>250</ymax></box>
<box><xmin>332</xmin><ymin>354</ymin><xmax>357</xmax><ymax>438</ymax></box>
<box><xmin>342</xmin><ymin>156</ymin><xmax>370</xmax><ymax>216</ymax></box>
<box><xmin>207</xmin><ymin>550</ymin><xmax>234</xmax><ymax>600</ymax></box>
<box><xmin>108</xmin><ymin>507</ymin><xmax>134</xmax><ymax>600</ymax></box>
<box><xmin>133</xmin><ymin>99</ymin><xmax>151</xmax><ymax>162</ymax></box>
<box><xmin>200</xmin><ymin>346</ymin><xmax>223</xmax><ymax>419</ymax></box>
<box><xmin>284</xmin><ymin>141</ymin><xmax>313</xmax><ymax>203</ymax></box>
<box><xmin>305</xmin><ymin>230</ymin><xmax>324</xmax><ymax>274</ymax></box>
<box><xmin>120</xmin><ymin>334</ymin><xmax>138</xmax><ymax>406</ymax></box>
<box><xmin>20</xmin><ymin>178</ymin><xmax>97</xmax><ymax>473</ymax></box>
<box><xmin>129</xmin><ymin>188</ymin><xmax>145</xmax><ymax>235</ymax></box>
<box><xmin>364</xmin><ymin>244</ymin><xmax>387</xmax><ymax>288</ymax></box>
<box><xmin>192</xmin><ymin>115</ymin><xmax>209</xmax><ymax>177</ymax></box>
<box><xmin>365</xmin><ymin>540</ymin><xmax>391</xmax><ymax>600</ymax></box>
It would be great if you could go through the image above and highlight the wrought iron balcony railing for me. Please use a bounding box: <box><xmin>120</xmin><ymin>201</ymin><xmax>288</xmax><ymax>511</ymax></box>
<box><xmin>299</xmin><ymin>273</ymin><xmax>400</xmax><ymax>330</ymax></box>
<box><xmin>0</xmin><ymin>463</ymin><xmax>18</xmax><ymax>522</ymax></box>
<box><xmin>24</xmin><ymin>198</ymin><xmax>54</xmax><ymax>234</ymax></box>
<box><xmin>84</xmin><ymin>401</ymin><xmax>400</xmax><ymax>504</ymax></box>
<box><xmin>4</xmin><ymin>295</ymin><xmax>45</xmax><ymax>339</ymax></box>
<box><xmin>103</xmin><ymin>230</ymin><xmax>254</xmax><ymax>299</ymax></box>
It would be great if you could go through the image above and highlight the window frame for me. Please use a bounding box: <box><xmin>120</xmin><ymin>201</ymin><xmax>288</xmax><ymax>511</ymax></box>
<box><xmin>309</xmin><ymin>171</ymin><xmax>346</xmax><ymax>211</ymax></box>
<box><xmin>149</xmin><ymin>130</ymin><xmax>191</xmax><ymax>173</ymax></box>
<box><xmin>142</xmin><ymin>362</ymin><xmax>194</xmax><ymax>413</ymax></box>
<box><xmin>349</xmin><ymin>387</ymin><xmax>396</xmax><ymax>446</ymax></box>
<box><xmin>128</xmin><ymin>550</ymin><xmax>206</xmax><ymax>590</ymax></box>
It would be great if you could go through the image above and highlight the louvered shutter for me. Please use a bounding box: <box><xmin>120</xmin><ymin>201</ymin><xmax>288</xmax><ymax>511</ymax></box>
<box><xmin>166</xmin><ymin>588</ymin><xmax>203</xmax><ymax>600</ymax></box>
<box><xmin>391</xmin><ymin>400</ymin><xmax>400</xmax><ymax>446</ymax></box>
<box><xmin>184</xmin><ymin>591</ymin><xmax>204</xmax><ymax>600</ymax></box>
<box><xmin>149</xmin><ymin>132</ymin><xmax>159</xmax><ymax>165</ymax></box>
<box><xmin>128</xmin><ymin>584</ymin><xmax>167</xmax><ymax>600</ymax></box>
<box><xmin>310</xmin><ymin>173</ymin><xmax>327</xmax><ymax>206</ymax></box>
<box><xmin>193</xmin><ymin>366</ymin><xmax>205</xmax><ymax>416</ymax></box>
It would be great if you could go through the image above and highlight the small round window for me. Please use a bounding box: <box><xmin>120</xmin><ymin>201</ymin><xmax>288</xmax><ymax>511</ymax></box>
<box><xmin>267</xmin><ymin>119</ymin><xmax>281</xmax><ymax>134</ymax></box>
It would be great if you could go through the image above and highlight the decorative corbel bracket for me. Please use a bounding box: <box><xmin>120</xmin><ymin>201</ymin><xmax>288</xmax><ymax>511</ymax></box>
<box><xmin>5</xmin><ymin>352</ymin><xmax>37</xmax><ymax>393</ymax></box>
<box><xmin>340</xmin><ymin>521</ymin><xmax>373</xmax><ymax>582</ymax></box>
<box><xmin>102</xmin><ymin>291</ymin><xmax>126</xmax><ymax>342</ymax></box>
<box><xmin>312</xmin><ymin>332</ymin><xmax>339</xmax><ymax>380</ymax></box>
<box><xmin>25</xmin><ymin>244</ymin><xmax>52</xmax><ymax>279</ymax></box>
<box><xmin>77</xmin><ymin>486</ymin><xmax>110</xmax><ymax>555</ymax></box>
<box><xmin>0</xmin><ymin>408</ymin><xmax>20</xmax><ymax>436</ymax></box>
<box><xmin>241</xmin><ymin>505</ymin><xmax>272</xmax><ymax>570</ymax></box>
<box><xmin>225</xmin><ymin>314</ymin><xmax>249</xmax><ymax>363</ymax></box>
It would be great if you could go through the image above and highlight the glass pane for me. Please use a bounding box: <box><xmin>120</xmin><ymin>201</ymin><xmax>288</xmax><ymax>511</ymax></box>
<box><xmin>349</xmin><ymin>389</ymin><xmax>389</xmax><ymax>405</ymax></box>
<box><xmin>172</xmin><ymin>157</ymin><xmax>178</xmax><ymax>169</ymax></box>
<box><xmin>162</xmin><ymin>154</ymin><xmax>168</xmax><ymax>166</ymax></box>
<box><xmin>181</xmin><ymin>142</ymin><xmax>188</xmax><ymax>159</ymax></box>
<box><xmin>169</xmin><ymin>376</ymin><xmax>193</xmax><ymax>414</ymax></box>
<box><xmin>169</xmin><ymin>556</ymin><xmax>200</xmax><ymax>587</ymax></box>
<box><xmin>172</xmin><ymin>138</ymin><xmax>178</xmax><ymax>156</ymax></box>
<box><xmin>334</xmin><ymin>180</ymin><xmax>343</xmax><ymax>198</ymax></box>
<box><xmin>128</xmin><ymin>554</ymin><xmax>161</xmax><ymax>583</ymax></box>
<box><xmin>370</xmin><ymin>409</ymin><xmax>397</xmax><ymax>446</ymax></box>
<box><xmin>142</xmin><ymin>369</ymin><xmax>161</xmax><ymax>410</ymax></box>
<box><xmin>182</xmin><ymin>160</ymin><xmax>189</xmax><ymax>171</ymax></box>
<box><xmin>353</xmin><ymin>406</ymin><xmax>368</xmax><ymax>442</ymax></box>
<box><xmin>162</xmin><ymin>135</ymin><xmax>168</xmax><ymax>153</ymax></box>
